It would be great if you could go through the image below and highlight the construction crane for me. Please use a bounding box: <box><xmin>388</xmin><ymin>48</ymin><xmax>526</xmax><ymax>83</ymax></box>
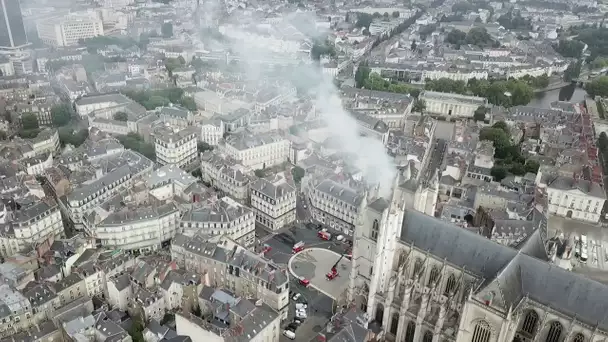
<box><xmin>326</xmin><ymin>254</ymin><xmax>345</xmax><ymax>280</ymax></box>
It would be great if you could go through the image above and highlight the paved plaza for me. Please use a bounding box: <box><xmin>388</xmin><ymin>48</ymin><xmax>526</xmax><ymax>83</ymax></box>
<box><xmin>289</xmin><ymin>248</ymin><xmax>351</xmax><ymax>300</ymax></box>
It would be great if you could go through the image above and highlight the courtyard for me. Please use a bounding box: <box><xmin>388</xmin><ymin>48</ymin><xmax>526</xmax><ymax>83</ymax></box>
<box><xmin>289</xmin><ymin>248</ymin><xmax>351</xmax><ymax>300</ymax></box>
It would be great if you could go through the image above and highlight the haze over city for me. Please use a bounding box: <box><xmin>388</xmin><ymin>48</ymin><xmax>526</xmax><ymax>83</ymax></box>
<box><xmin>1</xmin><ymin>0</ymin><xmax>608</xmax><ymax>341</ymax></box>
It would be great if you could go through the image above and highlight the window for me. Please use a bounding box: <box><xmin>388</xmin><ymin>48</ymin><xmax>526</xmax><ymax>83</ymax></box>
<box><xmin>545</xmin><ymin>321</ymin><xmax>563</xmax><ymax>342</ymax></box>
<box><xmin>521</xmin><ymin>310</ymin><xmax>539</xmax><ymax>336</ymax></box>
<box><xmin>572</xmin><ymin>334</ymin><xmax>585</xmax><ymax>342</ymax></box>
<box><xmin>405</xmin><ymin>321</ymin><xmax>416</xmax><ymax>342</ymax></box>
<box><xmin>444</xmin><ymin>274</ymin><xmax>457</xmax><ymax>295</ymax></box>
<box><xmin>423</xmin><ymin>331</ymin><xmax>433</xmax><ymax>342</ymax></box>
<box><xmin>413</xmin><ymin>258</ymin><xmax>423</xmax><ymax>277</ymax></box>
<box><xmin>371</xmin><ymin>219</ymin><xmax>379</xmax><ymax>241</ymax></box>
<box><xmin>428</xmin><ymin>266</ymin><xmax>440</xmax><ymax>286</ymax></box>
<box><xmin>472</xmin><ymin>321</ymin><xmax>491</xmax><ymax>342</ymax></box>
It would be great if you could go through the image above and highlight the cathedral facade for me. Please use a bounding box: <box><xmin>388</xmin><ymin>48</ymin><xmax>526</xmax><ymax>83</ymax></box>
<box><xmin>347</xmin><ymin>180</ymin><xmax>608</xmax><ymax>342</ymax></box>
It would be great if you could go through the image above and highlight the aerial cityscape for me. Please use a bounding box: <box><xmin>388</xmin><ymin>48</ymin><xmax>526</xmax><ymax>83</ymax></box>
<box><xmin>1</xmin><ymin>0</ymin><xmax>608</xmax><ymax>341</ymax></box>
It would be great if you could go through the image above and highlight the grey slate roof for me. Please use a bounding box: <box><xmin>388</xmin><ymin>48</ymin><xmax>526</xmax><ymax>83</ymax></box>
<box><xmin>315</xmin><ymin>180</ymin><xmax>363</xmax><ymax>207</ymax></box>
<box><xmin>401</xmin><ymin>208</ymin><xmax>608</xmax><ymax>332</ymax></box>
<box><xmin>400</xmin><ymin>209</ymin><xmax>517</xmax><ymax>280</ymax></box>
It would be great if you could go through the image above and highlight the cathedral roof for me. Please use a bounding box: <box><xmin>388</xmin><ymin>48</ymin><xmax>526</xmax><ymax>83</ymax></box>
<box><xmin>399</xmin><ymin>209</ymin><xmax>608</xmax><ymax>331</ymax></box>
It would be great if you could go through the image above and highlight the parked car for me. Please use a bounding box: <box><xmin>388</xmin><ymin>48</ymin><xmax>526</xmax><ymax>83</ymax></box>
<box><xmin>287</xmin><ymin>323</ymin><xmax>299</xmax><ymax>331</ymax></box>
<box><xmin>296</xmin><ymin>309</ymin><xmax>307</xmax><ymax>318</ymax></box>
<box><xmin>283</xmin><ymin>330</ymin><xmax>296</xmax><ymax>340</ymax></box>
<box><xmin>292</xmin><ymin>293</ymin><xmax>302</xmax><ymax>301</ymax></box>
<box><xmin>295</xmin><ymin>303</ymin><xmax>307</xmax><ymax>310</ymax></box>
<box><xmin>336</xmin><ymin>235</ymin><xmax>344</xmax><ymax>241</ymax></box>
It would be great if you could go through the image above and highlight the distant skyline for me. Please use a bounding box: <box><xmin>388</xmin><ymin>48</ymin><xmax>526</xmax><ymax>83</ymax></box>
<box><xmin>0</xmin><ymin>0</ymin><xmax>28</xmax><ymax>49</ymax></box>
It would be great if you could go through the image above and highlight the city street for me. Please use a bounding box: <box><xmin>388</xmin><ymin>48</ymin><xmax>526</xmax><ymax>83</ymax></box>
<box><xmin>424</xmin><ymin>139</ymin><xmax>447</xmax><ymax>182</ymax></box>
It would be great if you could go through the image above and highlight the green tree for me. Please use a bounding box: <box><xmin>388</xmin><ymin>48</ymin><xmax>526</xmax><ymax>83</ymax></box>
<box><xmin>586</xmin><ymin>76</ymin><xmax>608</xmax><ymax>97</ymax></box>
<box><xmin>553</xmin><ymin>39</ymin><xmax>585</xmax><ymax>58</ymax></box>
<box><xmin>445</xmin><ymin>29</ymin><xmax>467</xmax><ymax>46</ymax></box>
<box><xmin>51</xmin><ymin>103</ymin><xmax>72</xmax><ymax>127</ymax></box>
<box><xmin>291</xmin><ymin>166</ymin><xmax>305</xmax><ymax>183</ymax></box>
<box><xmin>599</xmin><ymin>132</ymin><xmax>608</xmax><ymax>150</ymax></box>
<box><xmin>161</xmin><ymin>22</ymin><xmax>173</xmax><ymax>37</ymax></box>
<box><xmin>117</xmin><ymin>133</ymin><xmax>156</xmax><ymax>160</ymax></box>
<box><xmin>254</xmin><ymin>169</ymin><xmax>265</xmax><ymax>178</ymax></box>
<box><xmin>413</xmin><ymin>99</ymin><xmax>426</xmax><ymax>113</ymax></box>
<box><xmin>58</xmin><ymin>127</ymin><xmax>89</xmax><ymax>147</ymax></box>
<box><xmin>180</xmin><ymin>96</ymin><xmax>197</xmax><ymax>111</ymax></box>
<box><xmin>492</xmin><ymin>121</ymin><xmax>509</xmax><ymax>133</ymax></box>
<box><xmin>18</xmin><ymin>129</ymin><xmax>40</xmax><ymax>139</ymax></box>
<box><xmin>452</xmin><ymin>1</ymin><xmax>473</xmax><ymax>13</ymax></box>
<box><xmin>128</xmin><ymin>317</ymin><xmax>145</xmax><ymax>342</ymax></box>
<box><xmin>509</xmin><ymin>163</ymin><xmax>526</xmax><ymax>175</ymax></box>
<box><xmin>355</xmin><ymin>13</ymin><xmax>373</xmax><ymax>28</ymax></box>
<box><xmin>465</xmin><ymin>27</ymin><xmax>494</xmax><ymax>47</ymax></box>
<box><xmin>197</xmin><ymin>141</ymin><xmax>212</xmax><ymax>152</ymax></box>
<box><xmin>498</xmin><ymin>10</ymin><xmax>532</xmax><ymax>30</ymax></box>
<box><xmin>113</xmin><ymin>112</ymin><xmax>128</xmax><ymax>121</ymax></box>
<box><xmin>21</xmin><ymin>113</ymin><xmax>39</xmax><ymax>130</ymax></box>
<box><xmin>409</xmin><ymin>88</ymin><xmax>421</xmax><ymax>98</ymax></box>
<box><xmin>392</xmin><ymin>11</ymin><xmax>400</xmax><ymax>18</ymax></box>
<box><xmin>524</xmin><ymin>160</ymin><xmax>540</xmax><ymax>174</ymax></box>
<box><xmin>491</xmin><ymin>166</ymin><xmax>508</xmax><ymax>181</ymax></box>
<box><xmin>355</xmin><ymin>63</ymin><xmax>371</xmax><ymax>88</ymax></box>
<box><xmin>474</xmin><ymin>106</ymin><xmax>487</xmax><ymax>121</ymax></box>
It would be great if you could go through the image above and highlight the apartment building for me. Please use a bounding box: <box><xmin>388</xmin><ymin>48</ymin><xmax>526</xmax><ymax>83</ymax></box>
<box><xmin>250</xmin><ymin>179</ymin><xmax>296</xmax><ymax>231</ymax></box>
<box><xmin>64</xmin><ymin>150</ymin><xmax>154</xmax><ymax>230</ymax></box>
<box><xmin>200</xmin><ymin>118</ymin><xmax>224</xmax><ymax>146</ymax></box>
<box><xmin>87</xmin><ymin>202</ymin><xmax>180</xmax><ymax>252</ymax></box>
<box><xmin>176</xmin><ymin>288</ymin><xmax>280</xmax><ymax>342</ymax></box>
<box><xmin>180</xmin><ymin>196</ymin><xmax>255</xmax><ymax>247</ymax></box>
<box><xmin>107</xmin><ymin>273</ymin><xmax>131</xmax><ymax>311</ymax></box>
<box><xmin>543</xmin><ymin>175</ymin><xmax>606</xmax><ymax>223</ymax></box>
<box><xmin>28</xmin><ymin>128</ymin><xmax>60</xmax><ymax>155</ymax></box>
<box><xmin>36</xmin><ymin>13</ymin><xmax>104</xmax><ymax>47</ymax></box>
<box><xmin>309</xmin><ymin>179</ymin><xmax>363</xmax><ymax>237</ymax></box>
<box><xmin>200</xmin><ymin>151</ymin><xmax>250</xmax><ymax>201</ymax></box>
<box><xmin>22</xmin><ymin>152</ymin><xmax>53</xmax><ymax>175</ymax></box>
<box><xmin>0</xmin><ymin>284</ymin><xmax>33</xmax><ymax>338</ymax></box>
<box><xmin>218</xmin><ymin>131</ymin><xmax>290</xmax><ymax>170</ymax></box>
<box><xmin>133</xmin><ymin>286</ymin><xmax>165</xmax><ymax>322</ymax></box>
<box><xmin>0</xmin><ymin>200</ymin><xmax>64</xmax><ymax>257</ymax></box>
<box><xmin>154</xmin><ymin>126</ymin><xmax>198</xmax><ymax>169</ymax></box>
<box><xmin>171</xmin><ymin>234</ymin><xmax>289</xmax><ymax>318</ymax></box>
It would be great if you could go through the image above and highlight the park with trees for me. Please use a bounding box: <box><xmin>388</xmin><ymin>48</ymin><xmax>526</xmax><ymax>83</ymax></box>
<box><xmin>123</xmin><ymin>88</ymin><xmax>197</xmax><ymax>111</ymax></box>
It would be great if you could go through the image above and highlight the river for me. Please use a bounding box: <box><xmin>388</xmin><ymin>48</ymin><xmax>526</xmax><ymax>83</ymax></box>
<box><xmin>528</xmin><ymin>84</ymin><xmax>588</xmax><ymax>108</ymax></box>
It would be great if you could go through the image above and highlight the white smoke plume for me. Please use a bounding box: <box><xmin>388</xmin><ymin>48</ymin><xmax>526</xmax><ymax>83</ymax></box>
<box><xmin>201</xmin><ymin>9</ymin><xmax>396</xmax><ymax>195</ymax></box>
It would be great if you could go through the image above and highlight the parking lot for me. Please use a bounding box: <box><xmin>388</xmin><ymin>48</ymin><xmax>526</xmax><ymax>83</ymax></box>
<box><xmin>548</xmin><ymin>216</ymin><xmax>608</xmax><ymax>274</ymax></box>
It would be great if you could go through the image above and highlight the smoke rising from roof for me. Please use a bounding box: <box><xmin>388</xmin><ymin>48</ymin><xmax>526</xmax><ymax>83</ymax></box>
<box><xmin>204</xmin><ymin>10</ymin><xmax>396</xmax><ymax>195</ymax></box>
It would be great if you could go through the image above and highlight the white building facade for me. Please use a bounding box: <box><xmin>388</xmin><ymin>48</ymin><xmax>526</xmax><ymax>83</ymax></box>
<box><xmin>250</xmin><ymin>179</ymin><xmax>296</xmax><ymax>232</ymax></box>
<box><xmin>36</xmin><ymin>14</ymin><xmax>104</xmax><ymax>47</ymax></box>
<box><xmin>420</xmin><ymin>91</ymin><xmax>487</xmax><ymax>118</ymax></box>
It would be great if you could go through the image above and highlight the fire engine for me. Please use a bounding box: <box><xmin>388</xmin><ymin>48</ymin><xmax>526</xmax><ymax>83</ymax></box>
<box><xmin>292</xmin><ymin>241</ymin><xmax>305</xmax><ymax>253</ymax></box>
<box><xmin>326</xmin><ymin>254</ymin><xmax>345</xmax><ymax>280</ymax></box>
<box><xmin>317</xmin><ymin>229</ymin><xmax>331</xmax><ymax>241</ymax></box>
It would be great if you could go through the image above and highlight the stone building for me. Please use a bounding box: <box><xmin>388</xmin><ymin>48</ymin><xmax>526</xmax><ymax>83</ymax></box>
<box><xmin>348</xmin><ymin>175</ymin><xmax>608</xmax><ymax>342</ymax></box>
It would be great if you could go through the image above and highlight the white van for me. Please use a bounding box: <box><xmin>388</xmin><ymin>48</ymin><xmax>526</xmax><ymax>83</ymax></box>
<box><xmin>283</xmin><ymin>330</ymin><xmax>296</xmax><ymax>340</ymax></box>
<box><xmin>295</xmin><ymin>303</ymin><xmax>307</xmax><ymax>310</ymax></box>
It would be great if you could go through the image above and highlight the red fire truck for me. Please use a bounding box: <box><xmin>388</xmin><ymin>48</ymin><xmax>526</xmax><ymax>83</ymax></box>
<box><xmin>317</xmin><ymin>229</ymin><xmax>331</xmax><ymax>241</ymax></box>
<box><xmin>326</xmin><ymin>254</ymin><xmax>345</xmax><ymax>281</ymax></box>
<box><xmin>292</xmin><ymin>241</ymin><xmax>305</xmax><ymax>253</ymax></box>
